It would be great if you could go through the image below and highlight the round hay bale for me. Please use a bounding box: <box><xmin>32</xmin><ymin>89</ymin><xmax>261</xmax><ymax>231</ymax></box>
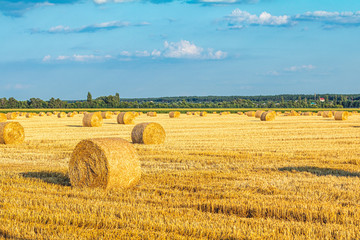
<box><xmin>58</xmin><ymin>112</ymin><xmax>66</xmax><ymax>118</ymax></box>
<box><xmin>0</xmin><ymin>122</ymin><xmax>25</xmax><ymax>144</ymax></box>
<box><xmin>260</xmin><ymin>111</ymin><xmax>276</xmax><ymax>121</ymax></box>
<box><xmin>169</xmin><ymin>111</ymin><xmax>181</xmax><ymax>118</ymax></box>
<box><xmin>237</xmin><ymin>112</ymin><xmax>243</xmax><ymax>115</ymax></box>
<box><xmin>67</xmin><ymin>112</ymin><xmax>75</xmax><ymax>117</ymax></box>
<box><xmin>303</xmin><ymin>112</ymin><xmax>311</xmax><ymax>116</ymax></box>
<box><xmin>25</xmin><ymin>113</ymin><xmax>34</xmax><ymax>118</ymax></box>
<box><xmin>131</xmin><ymin>122</ymin><xmax>165</xmax><ymax>145</ymax></box>
<box><xmin>317</xmin><ymin>111</ymin><xmax>323</xmax><ymax>116</ymax></box>
<box><xmin>101</xmin><ymin>111</ymin><xmax>112</xmax><ymax>119</ymax></box>
<box><xmin>83</xmin><ymin>112</ymin><xmax>103</xmax><ymax>127</ymax></box>
<box><xmin>147</xmin><ymin>112</ymin><xmax>157</xmax><ymax>117</ymax></box>
<box><xmin>322</xmin><ymin>111</ymin><xmax>333</xmax><ymax>118</ymax></box>
<box><xmin>69</xmin><ymin>138</ymin><xmax>141</xmax><ymax>189</ymax></box>
<box><xmin>200</xmin><ymin>111</ymin><xmax>207</xmax><ymax>117</ymax></box>
<box><xmin>6</xmin><ymin>112</ymin><xmax>17</xmax><ymax>120</ymax></box>
<box><xmin>39</xmin><ymin>112</ymin><xmax>46</xmax><ymax>117</ymax></box>
<box><xmin>117</xmin><ymin>112</ymin><xmax>135</xmax><ymax>124</ymax></box>
<box><xmin>334</xmin><ymin>111</ymin><xmax>349</xmax><ymax>121</ymax></box>
<box><xmin>0</xmin><ymin>113</ymin><xmax>7</xmax><ymax>122</ymax></box>
<box><xmin>46</xmin><ymin>112</ymin><xmax>53</xmax><ymax>116</ymax></box>
<box><xmin>246</xmin><ymin>111</ymin><xmax>255</xmax><ymax>117</ymax></box>
<box><xmin>186</xmin><ymin>112</ymin><xmax>192</xmax><ymax>115</ymax></box>
<box><xmin>213</xmin><ymin>112</ymin><xmax>217</xmax><ymax>114</ymax></box>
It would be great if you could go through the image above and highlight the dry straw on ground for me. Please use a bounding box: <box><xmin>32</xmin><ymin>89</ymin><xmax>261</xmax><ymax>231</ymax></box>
<box><xmin>169</xmin><ymin>111</ymin><xmax>181</xmax><ymax>118</ymax></box>
<box><xmin>58</xmin><ymin>112</ymin><xmax>66</xmax><ymax>118</ymax></box>
<box><xmin>6</xmin><ymin>112</ymin><xmax>17</xmax><ymax>120</ymax></box>
<box><xmin>69</xmin><ymin>138</ymin><xmax>141</xmax><ymax>190</ymax></box>
<box><xmin>101</xmin><ymin>111</ymin><xmax>112</xmax><ymax>119</ymax></box>
<box><xmin>334</xmin><ymin>111</ymin><xmax>349</xmax><ymax>121</ymax></box>
<box><xmin>260</xmin><ymin>111</ymin><xmax>276</xmax><ymax>121</ymax></box>
<box><xmin>82</xmin><ymin>112</ymin><xmax>103</xmax><ymax>127</ymax></box>
<box><xmin>322</xmin><ymin>111</ymin><xmax>333</xmax><ymax>118</ymax></box>
<box><xmin>255</xmin><ymin>110</ymin><xmax>265</xmax><ymax>118</ymax></box>
<box><xmin>0</xmin><ymin>113</ymin><xmax>6</xmax><ymax>122</ymax></box>
<box><xmin>131</xmin><ymin>122</ymin><xmax>166</xmax><ymax>145</ymax></box>
<box><xmin>117</xmin><ymin>112</ymin><xmax>135</xmax><ymax>125</ymax></box>
<box><xmin>0</xmin><ymin>122</ymin><xmax>25</xmax><ymax>144</ymax></box>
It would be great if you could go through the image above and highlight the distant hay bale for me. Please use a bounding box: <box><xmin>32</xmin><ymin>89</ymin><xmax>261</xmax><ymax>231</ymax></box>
<box><xmin>69</xmin><ymin>138</ymin><xmax>141</xmax><ymax>189</ymax></box>
<box><xmin>67</xmin><ymin>112</ymin><xmax>75</xmax><ymax>117</ymax></box>
<box><xmin>0</xmin><ymin>113</ymin><xmax>7</xmax><ymax>122</ymax></box>
<box><xmin>101</xmin><ymin>111</ymin><xmax>112</xmax><ymax>119</ymax></box>
<box><xmin>260</xmin><ymin>111</ymin><xmax>276</xmax><ymax>121</ymax></box>
<box><xmin>246</xmin><ymin>111</ymin><xmax>255</xmax><ymax>117</ymax></box>
<box><xmin>117</xmin><ymin>112</ymin><xmax>135</xmax><ymax>124</ymax></box>
<box><xmin>186</xmin><ymin>112</ymin><xmax>192</xmax><ymax>115</ymax></box>
<box><xmin>213</xmin><ymin>112</ymin><xmax>217</xmax><ymax>114</ymax></box>
<box><xmin>303</xmin><ymin>112</ymin><xmax>311</xmax><ymax>116</ymax></box>
<box><xmin>290</xmin><ymin>110</ymin><xmax>298</xmax><ymax>116</ymax></box>
<box><xmin>58</xmin><ymin>112</ymin><xmax>66</xmax><ymax>118</ymax></box>
<box><xmin>26</xmin><ymin>113</ymin><xmax>34</xmax><ymax>118</ymax></box>
<box><xmin>147</xmin><ymin>112</ymin><xmax>157</xmax><ymax>117</ymax></box>
<box><xmin>317</xmin><ymin>111</ymin><xmax>323</xmax><ymax>116</ymax></box>
<box><xmin>82</xmin><ymin>112</ymin><xmax>103</xmax><ymax>127</ymax></box>
<box><xmin>46</xmin><ymin>112</ymin><xmax>53</xmax><ymax>116</ymax></box>
<box><xmin>6</xmin><ymin>112</ymin><xmax>17</xmax><ymax>120</ymax></box>
<box><xmin>39</xmin><ymin>112</ymin><xmax>46</xmax><ymax>117</ymax></box>
<box><xmin>200</xmin><ymin>111</ymin><xmax>207</xmax><ymax>117</ymax></box>
<box><xmin>0</xmin><ymin>122</ymin><xmax>25</xmax><ymax>145</ymax></box>
<box><xmin>237</xmin><ymin>112</ymin><xmax>243</xmax><ymax>115</ymax></box>
<box><xmin>169</xmin><ymin>111</ymin><xmax>181</xmax><ymax>118</ymax></box>
<box><xmin>334</xmin><ymin>111</ymin><xmax>349</xmax><ymax>121</ymax></box>
<box><xmin>131</xmin><ymin>122</ymin><xmax>166</xmax><ymax>145</ymax></box>
<box><xmin>322</xmin><ymin>111</ymin><xmax>333</xmax><ymax>118</ymax></box>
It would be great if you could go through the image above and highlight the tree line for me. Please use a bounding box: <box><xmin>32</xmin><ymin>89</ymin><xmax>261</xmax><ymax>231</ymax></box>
<box><xmin>1</xmin><ymin>93</ymin><xmax>360</xmax><ymax>109</ymax></box>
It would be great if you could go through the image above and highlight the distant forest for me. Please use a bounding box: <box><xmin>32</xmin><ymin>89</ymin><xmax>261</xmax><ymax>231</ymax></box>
<box><xmin>1</xmin><ymin>92</ymin><xmax>360</xmax><ymax>109</ymax></box>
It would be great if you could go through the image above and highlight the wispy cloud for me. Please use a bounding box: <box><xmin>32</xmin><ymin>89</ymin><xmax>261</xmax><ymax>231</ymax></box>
<box><xmin>0</xmin><ymin>0</ymin><xmax>78</xmax><ymax>17</ymax></box>
<box><xmin>4</xmin><ymin>83</ymin><xmax>31</xmax><ymax>90</ymax></box>
<box><xmin>225</xmin><ymin>10</ymin><xmax>360</xmax><ymax>30</ymax></box>
<box><xmin>93</xmin><ymin>0</ymin><xmax>258</xmax><ymax>5</ymax></box>
<box><xmin>265</xmin><ymin>65</ymin><xmax>316</xmax><ymax>76</ymax></box>
<box><xmin>43</xmin><ymin>40</ymin><xmax>227</xmax><ymax>62</ymax></box>
<box><xmin>33</xmin><ymin>21</ymin><xmax>149</xmax><ymax>34</ymax></box>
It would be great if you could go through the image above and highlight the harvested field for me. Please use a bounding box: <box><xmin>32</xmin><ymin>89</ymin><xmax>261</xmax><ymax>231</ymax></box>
<box><xmin>1</xmin><ymin>112</ymin><xmax>360</xmax><ymax>239</ymax></box>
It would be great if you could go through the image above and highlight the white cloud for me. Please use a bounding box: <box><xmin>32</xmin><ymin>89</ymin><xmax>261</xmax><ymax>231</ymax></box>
<box><xmin>227</xmin><ymin>9</ymin><xmax>292</xmax><ymax>28</ymax></box>
<box><xmin>294</xmin><ymin>11</ymin><xmax>360</xmax><ymax>27</ymax></box>
<box><xmin>48</xmin><ymin>54</ymin><xmax>113</xmax><ymax>62</ymax></box>
<box><xmin>284</xmin><ymin>65</ymin><xmax>315</xmax><ymax>72</ymax></box>
<box><xmin>42</xmin><ymin>55</ymin><xmax>51</xmax><ymax>62</ymax></box>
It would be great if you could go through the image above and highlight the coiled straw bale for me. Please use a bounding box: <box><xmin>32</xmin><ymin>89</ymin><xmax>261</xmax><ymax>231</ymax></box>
<box><xmin>322</xmin><ymin>111</ymin><xmax>333</xmax><ymax>118</ymax></box>
<box><xmin>6</xmin><ymin>112</ymin><xmax>17</xmax><ymax>120</ymax></box>
<box><xmin>0</xmin><ymin>122</ymin><xmax>25</xmax><ymax>144</ymax></box>
<box><xmin>147</xmin><ymin>112</ymin><xmax>157</xmax><ymax>117</ymax></box>
<box><xmin>83</xmin><ymin>112</ymin><xmax>103</xmax><ymax>127</ymax></box>
<box><xmin>69</xmin><ymin>138</ymin><xmax>141</xmax><ymax>189</ymax></box>
<box><xmin>237</xmin><ymin>112</ymin><xmax>243</xmax><ymax>115</ymax></box>
<box><xmin>334</xmin><ymin>111</ymin><xmax>349</xmax><ymax>121</ymax></box>
<box><xmin>255</xmin><ymin>110</ymin><xmax>265</xmax><ymax>118</ymax></box>
<box><xmin>246</xmin><ymin>111</ymin><xmax>255</xmax><ymax>117</ymax></box>
<box><xmin>0</xmin><ymin>113</ymin><xmax>7</xmax><ymax>122</ymax></box>
<box><xmin>101</xmin><ymin>111</ymin><xmax>112</xmax><ymax>119</ymax></box>
<box><xmin>39</xmin><ymin>112</ymin><xmax>46</xmax><ymax>117</ymax></box>
<box><xmin>169</xmin><ymin>111</ymin><xmax>181</xmax><ymax>118</ymax></box>
<box><xmin>200</xmin><ymin>112</ymin><xmax>207</xmax><ymax>117</ymax></box>
<box><xmin>186</xmin><ymin>112</ymin><xmax>192</xmax><ymax>115</ymax></box>
<box><xmin>58</xmin><ymin>112</ymin><xmax>66</xmax><ymax>118</ymax></box>
<box><xmin>317</xmin><ymin>111</ymin><xmax>323</xmax><ymax>116</ymax></box>
<box><xmin>67</xmin><ymin>112</ymin><xmax>75</xmax><ymax>117</ymax></box>
<box><xmin>46</xmin><ymin>112</ymin><xmax>53</xmax><ymax>116</ymax></box>
<box><xmin>117</xmin><ymin>112</ymin><xmax>135</xmax><ymax>124</ymax></box>
<box><xmin>131</xmin><ymin>122</ymin><xmax>165</xmax><ymax>145</ymax></box>
<box><xmin>260</xmin><ymin>111</ymin><xmax>276</xmax><ymax>121</ymax></box>
<box><xmin>26</xmin><ymin>113</ymin><xmax>34</xmax><ymax>118</ymax></box>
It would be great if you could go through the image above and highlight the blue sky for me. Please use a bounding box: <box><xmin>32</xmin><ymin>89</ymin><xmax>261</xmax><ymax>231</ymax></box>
<box><xmin>1</xmin><ymin>0</ymin><xmax>360</xmax><ymax>100</ymax></box>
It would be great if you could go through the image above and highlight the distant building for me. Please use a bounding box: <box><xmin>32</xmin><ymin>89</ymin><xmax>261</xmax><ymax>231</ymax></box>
<box><xmin>319</xmin><ymin>98</ymin><xmax>325</xmax><ymax>102</ymax></box>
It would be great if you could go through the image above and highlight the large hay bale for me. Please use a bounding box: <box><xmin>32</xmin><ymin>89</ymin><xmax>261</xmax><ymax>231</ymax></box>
<box><xmin>83</xmin><ymin>112</ymin><xmax>103</xmax><ymax>127</ymax></box>
<box><xmin>200</xmin><ymin>111</ymin><xmax>207</xmax><ymax>117</ymax></box>
<box><xmin>117</xmin><ymin>112</ymin><xmax>135</xmax><ymax>124</ymax></box>
<box><xmin>131</xmin><ymin>122</ymin><xmax>165</xmax><ymax>145</ymax></box>
<box><xmin>25</xmin><ymin>113</ymin><xmax>34</xmax><ymax>118</ymax></box>
<box><xmin>290</xmin><ymin>110</ymin><xmax>298</xmax><ymax>116</ymax></box>
<box><xmin>317</xmin><ymin>111</ymin><xmax>323</xmax><ymax>116</ymax></box>
<box><xmin>0</xmin><ymin>113</ymin><xmax>7</xmax><ymax>122</ymax></box>
<box><xmin>334</xmin><ymin>111</ymin><xmax>349</xmax><ymax>121</ymax></box>
<box><xmin>58</xmin><ymin>112</ymin><xmax>66</xmax><ymax>118</ymax></box>
<box><xmin>260</xmin><ymin>111</ymin><xmax>276</xmax><ymax>121</ymax></box>
<box><xmin>46</xmin><ymin>112</ymin><xmax>53</xmax><ymax>116</ymax></box>
<box><xmin>322</xmin><ymin>111</ymin><xmax>333</xmax><ymax>118</ymax></box>
<box><xmin>6</xmin><ymin>112</ymin><xmax>17</xmax><ymax>120</ymax></box>
<box><xmin>67</xmin><ymin>112</ymin><xmax>75</xmax><ymax>117</ymax></box>
<box><xmin>101</xmin><ymin>111</ymin><xmax>112</xmax><ymax>119</ymax></box>
<box><xmin>39</xmin><ymin>112</ymin><xmax>46</xmax><ymax>117</ymax></box>
<box><xmin>169</xmin><ymin>111</ymin><xmax>181</xmax><ymax>118</ymax></box>
<box><xmin>147</xmin><ymin>112</ymin><xmax>157</xmax><ymax>117</ymax></box>
<box><xmin>0</xmin><ymin>122</ymin><xmax>25</xmax><ymax>144</ymax></box>
<box><xmin>69</xmin><ymin>138</ymin><xmax>141</xmax><ymax>189</ymax></box>
<box><xmin>255</xmin><ymin>110</ymin><xmax>265</xmax><ymax>118</ymax></box>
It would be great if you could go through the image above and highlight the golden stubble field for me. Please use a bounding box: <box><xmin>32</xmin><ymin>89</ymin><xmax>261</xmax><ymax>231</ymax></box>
<box><xmin>1</xmin><ymin>112</ymin><xmax>360</xmax><ymax>239</ymax></box>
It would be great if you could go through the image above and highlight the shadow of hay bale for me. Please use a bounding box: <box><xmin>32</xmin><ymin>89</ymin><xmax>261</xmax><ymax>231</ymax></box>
<box><xmin>21</xmin><ymin>171</ymin><xmax>71</xmax><ymax>186</ymax></box>
<box><xmin>66</xmin><ymin>125</ymin><xmax>82</xmax><ymax>128</ymax></box>
<box><xmin>279</xmin><ymin>166</ymin><xmax>360</xmax><ymax>177</ymax></box>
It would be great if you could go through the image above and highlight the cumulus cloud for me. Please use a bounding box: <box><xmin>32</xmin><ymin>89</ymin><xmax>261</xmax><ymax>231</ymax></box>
<box><xmin>43</xmin><ymin>40</ymin><xmax>227</xmax><ymax>63</ymax></box>
<box><xmin>34</xmin><ymin>21</ymin><xmax>149</xmax><ymax>34</ymax></box>
<box><xmin>226</xmin><ymin>9</ymin><xmax>292</xmax><ymax>28</ymax></box>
